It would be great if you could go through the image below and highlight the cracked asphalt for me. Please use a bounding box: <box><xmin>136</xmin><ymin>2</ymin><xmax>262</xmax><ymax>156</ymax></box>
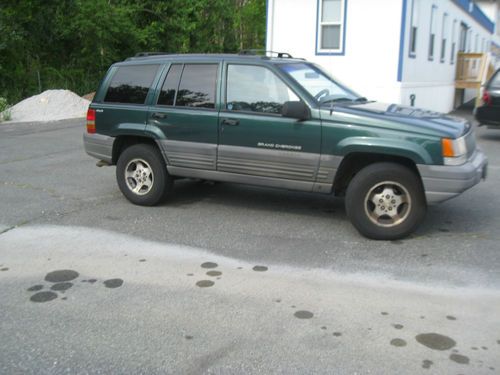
<box><xmin>0</xmin><ymin>112</ymin><xmax>499</xmax><ymax>374</ymax></box>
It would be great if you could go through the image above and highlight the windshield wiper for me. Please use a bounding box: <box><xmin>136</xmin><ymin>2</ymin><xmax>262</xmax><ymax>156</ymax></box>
<box><xmin>320</xmin><ymin>97</ymin><xmax>353</xmax><ymax>104</ymax></box>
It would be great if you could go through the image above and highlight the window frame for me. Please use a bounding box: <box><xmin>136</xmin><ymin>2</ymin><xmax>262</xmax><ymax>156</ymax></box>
<box><xmin>315</xmin><ymin>0</ymin><xmax>347</xmax><ymax>56</ymax></box>
<box><xmin>450</xmin><ymin>19</ymin><xmax>457</xmax><ymax>65</ymax></box>
<box><xmin>428</xmin><ymin>5</ymin><xmax>438</xmax><ymax>61</ymax></box>
<box><xmin>408</xmin><ymin>0</ymin><xmax>419</xmax><ymax>58</ymax></box>
<box><xmin>440</xmin><ymin>13</ymin><xmax>448</xmax><ymax>63</ymax></box>
<box><xmin>223</xmin><ymin>63</ymin><xmax>303</xmax><ymax>118</ymax></box>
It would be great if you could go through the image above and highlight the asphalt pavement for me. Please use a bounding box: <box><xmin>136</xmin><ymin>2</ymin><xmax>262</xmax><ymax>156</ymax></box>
<box><xmin>0</xmin><ymin>113</ymin><xmax>499</xmax><ymax>374</ymax></box>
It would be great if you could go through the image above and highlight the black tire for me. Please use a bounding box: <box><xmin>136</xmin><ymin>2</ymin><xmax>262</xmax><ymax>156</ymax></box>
<box><xmin>345</xmin><ymin>162</ymin><xmax>426</xmax><ymax>240</ymax></box>
<box><xmin>116</xmin><ymin>143</ymin><xmax>172</xmax><ymax>206</ymax></box>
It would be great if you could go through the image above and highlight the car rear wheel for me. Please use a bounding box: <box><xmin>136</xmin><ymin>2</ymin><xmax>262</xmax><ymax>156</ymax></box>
<box><xmin>116</xmin><ymin>144</ymin><xmax>172</xmax><ymax>206</ymax></box>
<box><xmin>345</xmin><ymin>162</ymin><xmax>426</xmax><ymax>240</ymax></box>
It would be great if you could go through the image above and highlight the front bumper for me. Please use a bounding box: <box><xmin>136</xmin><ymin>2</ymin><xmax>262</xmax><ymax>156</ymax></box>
<box><xmin>417</xmin><ymin>150</ymin><xmax>488</xmax><ymax>204</ymax></box>
<box><xmin>83</xmin><ymin>133</ymin><xmax>115</xmax><ymax>164</ymax></box>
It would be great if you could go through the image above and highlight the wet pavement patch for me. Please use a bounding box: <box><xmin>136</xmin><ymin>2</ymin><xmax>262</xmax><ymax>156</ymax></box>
<box><xmin>1</xmin><ymin>267</ymin><xmax>9</xmax><ymax>271</ymax></box>
<box><xmin>45</xmin><ymin>270</ymin><xmax>79</xmax><ymax>283</ymax></box>
<box><xmin>50</xmin><ymin>282</ymin><xmax>73</xmax><ymax>291</ymax></box>
<box><xmin>206</xmin><ymin>271</ymin><xmax>222</xmax><ymax>277</ymax></box>
<box><xmin>390</xmin><ymin>338</ymin><xmax>407</xmax><ymax>347</ymax></box>
<box><xmin>185</xmin><ymin>335</ymin><xmax>193</xmax><ymax>340</ymax></box>
<box><xmin>381</xmin><ymin>312</ymin><xmax>389</xmax><ymax>315</ymax></box>
<box><xmin>415</xmin><ymin>333</ymin><xmax>456</xmax><ymax>350</ymax></box>
<box><xmin>139</xmin><ymin>259</ymin><xmax>146</xmax><ymax>262</ymax></box>
<box><xmin>186</xmin><ymin>273</ymin><xmax>194</xmax><ymax>276</ymax></box>
<box><xmin>449</xmin><ymin>354</ymin><xmax>469</xmax><ymax>365</ymax></box>
<box><xmin>27</xmin><ymin>285</ymin><xmax>44</xmax><ymax>292</ymax></box>
<box><xmin>333</xmin><ymin>332</ymin><xmax>342</xmax><ymax>337</ymax></box>
<box><xmin>294</xmin><ymin>310</ymin><xmax>313</xmax><ymax>319</ymax></box>
<box><xmin>422</xmin><ymin>360</ymin><xmax>433</xmax><ymax>369</ymax></box>
<box><xmin>201</xmin><ymin>262</ymin><xmax>218</xmax><ymax>269</ymax></box>
<box><xmin>392</xmin><ymin>324</ymin><xmax>404</xmax><ymax>329</ymax></box>
<box><xmin>252</xmin><ymin>265</ymin><xmax>268</xmax><ymax>272</ymax></box>
<box><xmin>103</xmin><ymin>279</ymin><xmax>123</xmax><ymax>288</ymax></box>
<box><xmin>446</xmin><ymin>315</ymin><xmax>457</xmax><ymax>320</ymax></box>
<box><xmin>196</xmin><ymin>280</ymin><xmax>214</xmax><ymax>288</ymax></box>
<box><xmin>30</xmin><ymin>291</ymin><xmax>57</xmax><ymax>303</ymax></box>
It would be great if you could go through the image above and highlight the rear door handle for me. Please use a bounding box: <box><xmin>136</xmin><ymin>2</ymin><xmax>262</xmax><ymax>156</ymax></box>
<box><xmin>152</xmin><ymin>112</ymin><xmax>167</xmax><ymax>120</ymax></box>
<box><xmin>221</xmin><ymin>119</ymin><xmax>239</xmax><ymax>126</ymax></box>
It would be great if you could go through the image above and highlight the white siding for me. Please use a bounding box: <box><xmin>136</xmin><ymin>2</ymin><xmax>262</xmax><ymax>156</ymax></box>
<box><xmin>267</xmin><ymin>0</ymin><xmax>499</xmax><ymax>113</ymax></box>
<box><xmin>267</xmin><ymin>0</ymin><xmax>403</xmax><ymax>104</ymax></box>
<box><xmin>401</xmin><ymin>0</ymin><xmax>496</xmax><ymax>111</ymax></box>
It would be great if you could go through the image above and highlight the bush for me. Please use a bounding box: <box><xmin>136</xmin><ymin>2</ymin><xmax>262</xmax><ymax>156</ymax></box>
<box><xmin>0</xmin><ymin>97</ymin><xmax>12</xmax><ymax>122</ymax></box>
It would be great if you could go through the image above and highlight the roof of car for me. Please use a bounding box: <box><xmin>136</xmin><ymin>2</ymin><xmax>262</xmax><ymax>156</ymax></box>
<box><xmin>118</xmin><ymin>52</ymin><xmax>306</xmax><ymax>66</ymax></box>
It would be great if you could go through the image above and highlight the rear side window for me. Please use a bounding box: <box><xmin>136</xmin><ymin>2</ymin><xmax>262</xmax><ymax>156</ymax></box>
<box><xmin>157</xmin><ymin>64</ymin><xmax>183</xmax><ymax>106</ymax></box>
<box><xmin>104</xmin><ymin>64</ymin><xmax>159</xmax><ymax>104</ymax></box>
<box><xmin>176</xmin><ymin>64</ymin><xmax>218</xmax><ymax>108</ymax></box>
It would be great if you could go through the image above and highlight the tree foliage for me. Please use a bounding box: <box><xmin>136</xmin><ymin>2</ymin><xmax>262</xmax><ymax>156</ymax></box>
<box><xmin>0</xmin><ymin>0</ymin><xmax>266</xmax><ymax>103</ymax></box>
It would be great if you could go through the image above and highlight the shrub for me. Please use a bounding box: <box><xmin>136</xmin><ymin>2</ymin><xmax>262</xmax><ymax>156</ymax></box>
<box><xmin>0</xmin><ymin>97</ymin><xmax>12</xmax><ymax>122</ymax></box>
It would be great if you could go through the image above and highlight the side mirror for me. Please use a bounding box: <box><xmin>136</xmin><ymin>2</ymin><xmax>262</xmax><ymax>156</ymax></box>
<box><xmin>281</xmin><ymin>101</ymin><xmax>311</xmax><ymax>121</ymax></box>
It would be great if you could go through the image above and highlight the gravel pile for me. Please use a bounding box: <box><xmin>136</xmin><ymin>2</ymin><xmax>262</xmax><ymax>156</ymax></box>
<box><xmin>6</xmin><ymin>89</ymin><xmax>90</xmax><ymax>122</ymax></box>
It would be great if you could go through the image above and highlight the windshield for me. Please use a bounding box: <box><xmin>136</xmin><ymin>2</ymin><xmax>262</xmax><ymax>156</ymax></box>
<box><xmin>278</xmin><ymin>63</ymin><xmax>364</xmax><ymax>104</ymax></box>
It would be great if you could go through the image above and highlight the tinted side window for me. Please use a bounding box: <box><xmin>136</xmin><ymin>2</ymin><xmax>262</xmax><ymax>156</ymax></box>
<box><xmin>226</xmin><ymin>65</ymin><xmax>298</xmax><ymax>114</ymax></box>
<box><xmin>176</xmin><ymin>64</ymin><xmax>218</xmax><ymax>108</ymax></box>
<box><xmin>104</xmin><ymin>65</ymin><xmax>159</xmax><ymax>104</ymax></box>
<box><xmin>157</xmin><ymin>64</ymin><xmax>182</xmax><ymax>106</ymax></box>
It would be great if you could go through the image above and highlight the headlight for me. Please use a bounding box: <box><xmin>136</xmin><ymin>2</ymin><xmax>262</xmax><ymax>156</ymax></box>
<box><xmin>441</xmin><ymin>136</ymin><xmax>467</xmax><ymax>166</ymax></box>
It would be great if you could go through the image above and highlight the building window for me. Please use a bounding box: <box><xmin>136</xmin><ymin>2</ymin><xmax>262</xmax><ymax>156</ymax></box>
<box><xmin>440</xmin><ymin>13</ymin><xmax>448</xmax><ymax>63</ymax></box>
<box><xmin>428</xmin><ymin>5</ymin><xmax>437</xmax><ymax>61</ymax></box>
<box><xmin>317</xmin><ymin>0</ymin><xmax>346</xmax><ymax>54</ymax></box>
<box><xmin>450</xmin><ymin>19</ymin><xmax>457</xmax><ymax>64</ymax></box>
<box><xmin>409</xmin><ymin>0</ymin><xmax>419</xmax><ymax>57</ymax></box>
<box><xmin>459</xmin><ymin>22</ymin><xmax>468</xmax><ymax>52</ymax></box>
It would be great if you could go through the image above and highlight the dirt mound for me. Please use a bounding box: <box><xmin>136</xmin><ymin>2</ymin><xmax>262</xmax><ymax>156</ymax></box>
<box><xmin>8</xmin><ymin>89</ymin><xmax>90</xmax><ymax>122</ymax></box>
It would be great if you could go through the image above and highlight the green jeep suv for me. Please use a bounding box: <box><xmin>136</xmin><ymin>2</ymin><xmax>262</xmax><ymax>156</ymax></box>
<box><xmin>83</xmin><ymin>52</ymin><xmax>487</xmax><ymax>240</ymax></box>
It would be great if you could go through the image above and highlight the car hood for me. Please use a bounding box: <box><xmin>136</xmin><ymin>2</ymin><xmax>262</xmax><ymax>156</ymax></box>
<box><xmin>321</xmin><ymin>101</ymin><xmax>470</xmax><ymax>139</ymax></box>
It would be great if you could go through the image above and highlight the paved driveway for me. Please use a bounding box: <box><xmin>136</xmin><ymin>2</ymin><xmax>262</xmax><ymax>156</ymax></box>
<box><xmin>0</xmin><ymin>113</ymin><xmax>499</xmax><ymax>374</ymax></box>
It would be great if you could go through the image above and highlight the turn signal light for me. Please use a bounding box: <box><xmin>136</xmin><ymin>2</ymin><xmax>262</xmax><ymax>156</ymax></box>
<box><xmin>441</xmin><ymin>136</ymin><xmax>468</xmax><ymax>165</ymax></box>
<box><xmin>86</xmin><ymin>108</ymin><xmax>96</xmax><ymax>133</ymax></box>
<box><xmin>441</xmin><ymin>138</ymin><xmax>455</xmax><ymax>157</ymax></box>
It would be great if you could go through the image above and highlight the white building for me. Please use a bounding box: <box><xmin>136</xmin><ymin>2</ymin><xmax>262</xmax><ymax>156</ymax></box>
<box><xmin>266</xmin><ymin>0</ymin><xmax>500</xmax><ymax>113</ymax></box>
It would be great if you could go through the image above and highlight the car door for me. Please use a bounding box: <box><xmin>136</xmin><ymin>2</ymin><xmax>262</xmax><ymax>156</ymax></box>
<box><xmin>218</xmin><ymin>63</ymin><xmax>321</xmax><ymax>184</ymax></box>
<box><xmin>146</xmin><ymin>62</ymin><xmax>220</xmax><ymax>170</ymax></box>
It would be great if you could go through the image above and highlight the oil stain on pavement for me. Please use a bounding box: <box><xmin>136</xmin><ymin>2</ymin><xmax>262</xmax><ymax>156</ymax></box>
<box><xmin>28</xmin><ymin>269</ymin><xmax>124</xmax><ymax>303</ymax></box>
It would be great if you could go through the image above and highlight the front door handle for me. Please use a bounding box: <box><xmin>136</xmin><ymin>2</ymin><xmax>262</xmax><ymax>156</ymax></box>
<box><xmin>152</xmin><ymin>112</ymin><xmax>167</xmax><ymax>120</ymax></box>
<box><xmin>221</xmin><ymin>118</ymin><xmax>239</xmax><ymax>126</ymax></box>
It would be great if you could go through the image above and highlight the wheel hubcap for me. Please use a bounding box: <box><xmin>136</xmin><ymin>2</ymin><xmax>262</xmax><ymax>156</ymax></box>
<box><xmin>124</xmin><ymin>159</ymin><xmax>154</xmax><ymax>196</ymax></box>
<box><xmin>364</xmin><ymin>181</ymin><xmax>411</xmax><ymax>227</ymax></box>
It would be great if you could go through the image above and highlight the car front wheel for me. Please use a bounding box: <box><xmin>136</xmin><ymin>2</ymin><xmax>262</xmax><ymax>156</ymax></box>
<box><xmin>345</xmin><ymin>162</ymin><xmax>426</xmax><ymax>240</ymax></box>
